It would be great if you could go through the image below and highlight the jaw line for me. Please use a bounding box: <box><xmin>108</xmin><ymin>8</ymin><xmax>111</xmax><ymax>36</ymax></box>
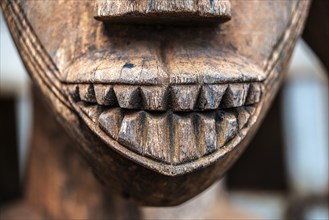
<box><xmin>66</xmin><ymin>85</ymin><xmax>264</xmax><ymax>176</ymax></box>
<box><xmin>2</xmin><ymin>0</ymin><xmax>310</xmax><ymax>177</ymax></box>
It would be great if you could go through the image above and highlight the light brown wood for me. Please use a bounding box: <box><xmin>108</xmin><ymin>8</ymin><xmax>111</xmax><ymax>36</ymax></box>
<box><xmin>0</xmin><ymin>0</ymin><xmax>311</xmax><ymax>206</ymax></box>
<box><xmin>94</xmin><ymin>0</ymin><xmax>231</xmax><ymax>24</ymax></box>
<box><xmin>0</xmin><ymin>94</ymin><xmax>254</xmax><ymax>219</ymax></box>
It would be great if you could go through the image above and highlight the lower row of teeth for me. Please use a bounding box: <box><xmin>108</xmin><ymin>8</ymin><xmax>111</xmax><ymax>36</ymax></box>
<box><xmin>68</xmin><ymin>83</ymin><xmax>262</xmax><ymax>111</ymax></box>
<box><xmin>79</xmin><ymin>103</ymin><xmax>255</xmax><ymax>164</ymax></box>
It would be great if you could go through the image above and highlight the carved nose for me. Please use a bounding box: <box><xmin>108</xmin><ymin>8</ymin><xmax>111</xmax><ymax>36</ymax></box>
<box><xmin>94</xmin><ymin>0</ymin><xmax>231</xmax><ymax>24</ymax></box>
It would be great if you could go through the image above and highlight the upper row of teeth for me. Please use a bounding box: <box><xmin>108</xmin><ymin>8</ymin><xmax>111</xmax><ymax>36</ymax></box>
<box><xmin>68</xmin><ymin>83</ymin><xmax>263</xmax><ymax>111</ymax></box>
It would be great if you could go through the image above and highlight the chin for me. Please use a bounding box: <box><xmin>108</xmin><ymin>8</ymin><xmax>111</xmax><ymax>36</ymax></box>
<box><xmin>1</xmin><ymin>0</ymin><xmax>310</xmax><ymax>206</ymax></box>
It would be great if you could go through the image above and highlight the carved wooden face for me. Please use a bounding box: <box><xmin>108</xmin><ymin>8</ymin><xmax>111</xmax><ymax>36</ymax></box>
<box><xmin>1</xmin><ymin>0</ymin><xmax>309</xmax><ymax>205</ymax></box>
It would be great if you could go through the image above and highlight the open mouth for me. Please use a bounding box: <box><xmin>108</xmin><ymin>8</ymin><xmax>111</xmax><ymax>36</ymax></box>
<box><xmin>3</xmin><ymin>0</ymin><xmax>304</xmax><ymax>177</ymax></box>
<box><xmin>65</xmin><ymin>50</ymin><xmax>264</xmax><ymax>165</ymax></box>
<box><xmin>68</xmin><ymin>82</ymin><xmax>261</xmax><ymax>165</ymax></box>
<box><xmin>59</xmin><ymin>10</ymin><xmax>269</xmax><ymax>168</ymax></box>
<box><xmin>1</xmin><ymin>0</ymin><xmax>310</xmax><ymax>206</ymax></box>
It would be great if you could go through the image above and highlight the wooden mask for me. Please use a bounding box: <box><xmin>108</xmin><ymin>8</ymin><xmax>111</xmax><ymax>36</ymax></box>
<box><xmin>1</xmin><ymin>0</ymin><xmax>310</xmax><ymax>206</ymax></box>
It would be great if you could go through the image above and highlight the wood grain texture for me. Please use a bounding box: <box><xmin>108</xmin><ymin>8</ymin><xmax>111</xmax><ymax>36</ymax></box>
<box><xmin>94</xmin><ymin>0</ymin><xmax>231</xmax><ymax>24</ymax></box>
<box><xmin>0</xmin><ymin>98</ymin><xmax>254</xmax><ymax>219</ymax></box>
<box><xmin>0</xmin><ymin>0</ymin><xmax>311</xmax><ymax>206</ymax></box>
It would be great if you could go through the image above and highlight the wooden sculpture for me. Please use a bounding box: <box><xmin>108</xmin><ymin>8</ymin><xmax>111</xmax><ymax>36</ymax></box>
<box><xmin>94</xmin><ymin>0</ymin><xmax>231</xmax><ymax>24</ymax></box>
<box><xmin>1</xmin><ymin>0</ymin><xmax>312</xmax><ymax>217</ymax></box>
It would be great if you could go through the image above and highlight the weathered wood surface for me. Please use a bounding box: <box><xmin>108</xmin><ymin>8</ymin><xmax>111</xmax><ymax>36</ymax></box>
<box><xmin>0</xmin><ymin>0</ymin><xmax>311</xmax><ymax>206</ymax></box>
<box><xmin>0</xmin><ymin>93</ymin><xmax>256</xmax><ymax>219</ymax></box>
<box><xmin>0</xmin><ymin>90</ymin><xmax>141</xmax><ymax>220</ymax></box>
<box><xmin>94</xmin><ymin>0</ymin><xmax>231</xmax><ymax>24</ymax></box>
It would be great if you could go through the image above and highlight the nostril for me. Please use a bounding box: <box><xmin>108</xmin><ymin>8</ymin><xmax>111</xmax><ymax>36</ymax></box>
<box><xmin>94</xmin><ymin>0</ymin><xmax>231</xmax><ymax>25</ymax></box>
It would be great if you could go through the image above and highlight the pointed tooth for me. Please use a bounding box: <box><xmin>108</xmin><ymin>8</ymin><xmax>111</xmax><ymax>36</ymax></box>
<box><xmin>99</xmin><ymin>108</ymin><xmax>124</xmax><ymax>139</ymax></box>
<box><xmin>118</xmin><ymin>111</ymin><xmax>145</xmax><ymax>154</ymax></box>
<box><xmin>67</xmin><ymin>84</ymin><xmax>80</xmax><ymax>102</ymax></box>
<box><xmin>195</xmin><ymin>113</ymin><xmax>217</xmax><ymax>155</ymax></box>
<box><xmin>197</xmin><ymin>84</ymin><xmax>228</xmax><ymax>110</ymax></box>
<box><xmin>94</xmin><ymin>84</ymin><xmax>118</xmax><ymax>106</ymax></box>
<box><xmin>140</xmin><ymin>86</ymin><xmax>168</xmax><ymax>111</ymax></box>
<box><xmin>173</xmin><ymin>114</ymin><xmax>199</xmax><ymax>164</ymax></box>
<box><xmin>220</xmin><ymin>84</ymin><xmax>249</xmax><ymax>108</ymax></box>
<box><xmin>144</xmin><ymin>113</ymin><xmax>171</xmax><ymax>163</ymax></box>
<box><xmin>80</xmin><ymin>103</ymin><xmax>102</xmax><ymax>123</ymax></box>
<box><xmin>235</xmin><ymin>107</ymin><xmax>251</xmax><ymax>129</ymax></box>
<box><xmin>79</xmin><ymin>84</ymin><xmax>97</xmax><ymax>103</ymax></box>
<box><xmin>171</xmin><ymin>85</ymin><xmax>201</xmax><ymax>111</ymax></box>
<box><xmin>245</xmin><ymin>106</ymin><xmax>256</xmax><ymax>115</ymax></box>
<box><xmin>245</xmin><ymin>83</ymin><xmax>263</xmax><ymax>105</ymax></box>
<box><xmin>114</xmin><ymin>86</ymin><xmax>142</xmax><ymax>109</ymax></box>
<box><xmin>216</xmin><ymin>111</ymin><xmax>238</xmax><ymax>148</ymax></box>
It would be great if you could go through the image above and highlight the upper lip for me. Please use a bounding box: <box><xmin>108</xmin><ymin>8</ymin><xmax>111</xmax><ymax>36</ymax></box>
<box><xmin>63</xmin><ymin>49</ymin><xmax>266</xmax><ymax>86</ymax></box>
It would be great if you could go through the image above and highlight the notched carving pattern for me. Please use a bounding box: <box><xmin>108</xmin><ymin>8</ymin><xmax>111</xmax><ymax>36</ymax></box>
<box><xmin>71</xmin><ymin>99</ymin><xmax>255</xmax><ymax>165</ymax></box>
<box><xmin>67</xmin><ymin>82</ymin><xmax>263</xmax><ymax>112</ymax></box>
<box><xmin>66</xmin><ymin>81</ymin><xmax>260</xmax><ymax>164</ymax></box>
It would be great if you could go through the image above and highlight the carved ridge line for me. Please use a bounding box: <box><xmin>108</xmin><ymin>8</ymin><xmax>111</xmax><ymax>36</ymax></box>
<box><xmin>8</xmin><ymin>0</ymin><xmax>61</xmax><ymax>78</ymax></box>
<box><xmin>1</xmin><ymin>0</ymin><xmax>71</xmax><ymax>110</ymax></box>
<box><xmin>263</xmin><ymin>0</ymin><xmax>310</xmax><ymax>109</ymax></box>
<box><xmin>263</xmin><ymin>0</ymin><xmax>306</xmax><ymax>78</ymax></box>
